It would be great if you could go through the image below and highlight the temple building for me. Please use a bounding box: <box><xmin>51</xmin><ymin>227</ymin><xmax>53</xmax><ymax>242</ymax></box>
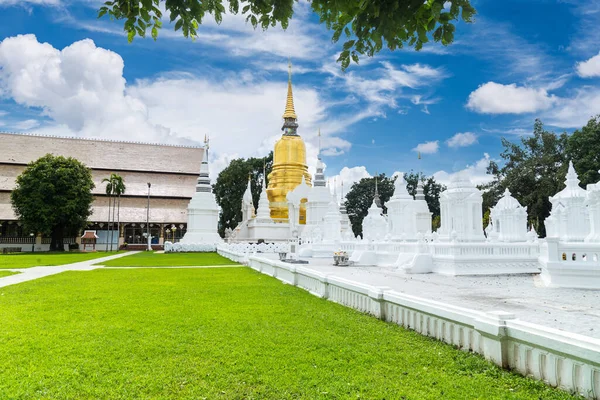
<box><xmin>232</xmin><ymin>62</ymin><xmax>343</xmax><ymax>243</ymax></box>
<box><xmin>266</xmin><ymin>61</ymin><xmax>312</xmax><ymax>221</ymax></box>
<box><xmin>0</xmin><ymin>132</ymin><xmax>203</xmax><ymax>251</ymax></box>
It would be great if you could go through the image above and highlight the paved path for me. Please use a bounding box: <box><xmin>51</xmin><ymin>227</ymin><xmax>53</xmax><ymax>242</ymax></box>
<box><xmin>265</xmin><ymin>254</ymin><xmax>600</xmax><ymax>339</ymax></box>
<box><xmin>0</xmin><ymin>252</ymin><xmax>138</xmax><ymax>288</ymax></box>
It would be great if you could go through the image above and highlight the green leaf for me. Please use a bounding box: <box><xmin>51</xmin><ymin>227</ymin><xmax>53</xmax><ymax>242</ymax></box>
<box><xmin>174</xmin><ymin>19</ymin><xmax>183</xmax><ymax>31</ymax></box>
<box><xmin>151</xmin><ymin>26</ymin><xmax>158</xmax><ymax>40</ymax></box>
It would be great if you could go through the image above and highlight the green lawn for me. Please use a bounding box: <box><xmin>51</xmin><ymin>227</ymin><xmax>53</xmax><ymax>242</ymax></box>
<box><xmin>99</xmin><ymin>251</ymin><xmax>237</xmax><ymax>267</ymax></box>
<box><xmin>0</xmin><ymin>267</ymin><xmax>578</xmax><ymax>399</ymax></box>
<box><xmin>0</xmin><ymin>251</ymin><xmax>121</xmax><ymax>269</ymax></box>
<box><xmin>0</xmin><ymin>270</ymin><xmax>19</xmax><ymax>278</ymax></box>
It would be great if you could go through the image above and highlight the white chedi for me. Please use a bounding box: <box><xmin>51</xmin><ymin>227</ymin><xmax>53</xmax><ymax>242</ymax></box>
<box><xmin>180</xmin><ymin>142</ymin><xmax>222</xmax><ymax>245</ymax></box>
<box><xmin>323</xmin><ymin>197</ymin><xmax>342</xmax><ymax>243</ymax></box>
<box><xmin>386</xmin><ymin>175</ymin><xmax>432</xmax><ymax>240</ymax></box>
<box><xmin>241</xmin><ymin>176</ymin><xmax>255</xmax><ymax>221</ymax></box>
<box><xmin>489</xmin><ymin>188</ymin><xmax>528</xmax><ymax>242</ymax></box>
<box><xmin>386</xmin><ymin>175</ymin><xmax>414</xmax><ymax>240</ymax></box>
<box><xmin>585</xmin><ymin>172</ymin><xmax>600</xmax><ymax>242</ymax></box>
<box><xmin>255</xmin><ymin>176</ymin><xmax>271</xmax><ymax>221</ymax></box>
<box><xmin>545</xmin><ymin>161</ymin><xmax>589</xmax><ymax>242</ymax></box>
<box><xmin>438</xmin><ymin>173</ymin><xmax>485</xmax><ymax>242</ymax></box>
<box><xmin>362</xmin><ymin>200</ymin><xmax>388</xmax><ymax>241</ymax></box>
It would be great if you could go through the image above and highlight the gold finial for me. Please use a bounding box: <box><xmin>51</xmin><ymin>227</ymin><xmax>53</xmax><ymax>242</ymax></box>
<box><xmin>418</xmin><ymin>151</ymin><xmax>421</xmax><ymax>160</ymax></box>
<box><xmin>282</xmin><ymin>58</ymin><xmax>297</xmax><ymax>120</ymax></box>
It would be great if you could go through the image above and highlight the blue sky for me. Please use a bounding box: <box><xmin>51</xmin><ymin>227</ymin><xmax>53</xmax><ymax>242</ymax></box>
<box><xmin>0</xmin><ymin>0</ymin><xmax>599</xmax><ymax>191</ymax></box>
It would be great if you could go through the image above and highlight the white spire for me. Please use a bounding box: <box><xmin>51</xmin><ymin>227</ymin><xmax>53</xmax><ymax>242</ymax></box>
<box><xmin>243</xmin><ymin>174</ymin><xmax>253</xmax><ymax>205</ymax></box>
<box><xmin>255</xmin><ymin>180</ymin><xmax>271</xmax><ymax>220</ymax></box>
<box><xmin>314</xmin><ymin>134</ymin><xmax>326</xmax><ymax>187</ymax></box>
<box><xmin>195</xmin><ymin>139</ymin><xmax>212</xmax><ymax>193</ymax></box>
<box><xmin>392</xmin><ymin>174</ymin><xmax>411</xmax><ymax>200</ymax></box>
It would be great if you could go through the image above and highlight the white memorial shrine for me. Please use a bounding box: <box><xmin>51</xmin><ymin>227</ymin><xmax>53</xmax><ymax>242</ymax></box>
<box><xmin>488</xmin><ymin>189</ymin><xmax>528</xmax><ymax>242</ymax></box>
<box><xmin>386</xmin><ymin>175</ymin><xmax>432</xmax><ymax>241</ymax></box>
<box><xmin>168</xmin><ymin>138</ymin><xmax>223</xmax><ymax>251</ymax></box>
<box><xmin>540</xmin><ymin>162</ymin><xmax>600</xmax><ymax>288</ymax></box>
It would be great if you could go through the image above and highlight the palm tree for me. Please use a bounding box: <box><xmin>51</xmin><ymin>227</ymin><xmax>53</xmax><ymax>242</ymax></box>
<box><xmin>102</xmin><ymin>173</ymin><xmax>126</xmax><ymax>251</ymax></box>
<box><xmin>112</xmin><ymin>175</ymin><xmax>126</xmax><ymax>249</ymax></box>
<box><xmin>102</xmin><ymin>176</ymin><xmax>114</xmax><ymax>251</ymax></box>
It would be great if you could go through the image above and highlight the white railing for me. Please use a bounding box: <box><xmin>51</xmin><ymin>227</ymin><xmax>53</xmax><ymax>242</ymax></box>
<box><xmin>225</xmin><ymin>254</ymin><xmax>600</xmax><ymax>399</ymax></box>
<box><xmin>221</xmin><ymin>242</ymin><xmax>290</xmax><ymax>254</ymax></box>
<box><xmin>216</xmin><ymin>246</ymin><xmax>248</xmax><ymax>264</ymax></box>
<box><xmin>430</xmin><ymin>242</ymin><xmax>539</xmax><ymax>258</ymax></box>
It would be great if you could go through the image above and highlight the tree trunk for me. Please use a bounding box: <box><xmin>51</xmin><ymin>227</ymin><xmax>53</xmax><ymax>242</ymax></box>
<box><xmin>50</xmin><ymin>227</ymin><xmax>64</xmax><ymax>252</ymax></box>
<box><xmin>107</xmin><ymin>195</ymin><xmax>112</xmax><ymax>252</ymax></box>
<box><xmin>117</xmin><ymin>195</ymin><xmax>121</xmax><ymax>250</ymax></box>
<box><xmin>110</xmin><ymin>195</ymin><xmax>117</xmax><ymax>251</ymax></box>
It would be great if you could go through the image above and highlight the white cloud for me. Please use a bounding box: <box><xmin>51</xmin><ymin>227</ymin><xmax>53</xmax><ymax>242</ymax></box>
<box><xmin>576</xmin><ymin>52</ymin><xmax>600</xmax><ymax>78</ymax></box>
<box><xmin>0</xmin><ymin>35</ymin><xmax>366</xmax><ymax>180</ymax></box>
<box><xmin>466</xmin><ymin>82</ymin><xmax>556</xmax><ymax>114</ymax></box>
<box><xmin>446</xmin><ymin>132</ymin><xmax>478</xmax><ymax>148</ymax></box>
<box><xmin>543</xmin><ymin>86</ymin><xmax>600</xmax><ymax>128</ymax></box>
<box><xmin>324</xmin><ymin>61</ymin><xmax>447</xmax><ymax>115</ymax></box>
<box><xmin>0</xmin><ymin>34</ymin><xmax>177</xmax><ymax>143</ymax></box>
<box><xmin>433</xmin><ymin>153</ymin><xmax>494</xmax><ymax>187</ymax></box>
<box><xmin>12</xmin><ymin>119</ymin><xmax>40</xmax><ymax>130</ymax></box>
<box><xmin>412</xmin><ymin>141</ymin><xmax>439</xmax><ymax>154</ymax></box>
<box><xmin>327</xmin><ymin>166</ymin><xmax>372</xmax><ymax>200</ymax></box>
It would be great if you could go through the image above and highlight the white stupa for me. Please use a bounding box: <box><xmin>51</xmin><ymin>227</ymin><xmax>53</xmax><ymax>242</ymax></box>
<box><xmin>489</xmin><ymin>188</ymin><xmax>528</xmax><ymax>242</ymax></box>
<box><xmin>585</xmin><ymin>171</ymin><xmax>600</xmax><ymax>242</ymax></box>
<box><xmin>362</xmin><ymin>199</ymin><xmax>387</xmax><ymax>241</ymax></box>
<box><xmin>180</xmin><ymin>138</ymin><xmax>222</xmax><ymax>244</ymax></box>
<box><xmin>545</xmin><ymin>161</ymin><xmax>589</xmax><ymax>242</ymax></box>
<box><xmin>438</xmin><ymin>172</ymin><xmax>485</xmax><ymax>242</ymax></box>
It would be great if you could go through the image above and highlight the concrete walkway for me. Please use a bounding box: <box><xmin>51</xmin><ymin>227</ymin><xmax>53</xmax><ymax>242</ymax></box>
<box><xmin>0</xmin><ymin>252</ymin><xmax>138</xmax><ymax>288</ymax></box>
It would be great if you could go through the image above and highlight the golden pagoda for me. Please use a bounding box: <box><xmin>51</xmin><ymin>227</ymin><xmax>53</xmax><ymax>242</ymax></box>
<box><xmin>266</xmin><ymin>60</ymin><xmax>312</xmax><ymax>222</ymax></box>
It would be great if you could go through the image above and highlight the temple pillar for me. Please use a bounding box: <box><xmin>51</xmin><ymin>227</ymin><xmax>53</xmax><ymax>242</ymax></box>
<box><xmin>118</xmin><ymin>223</ymin><xmax>125</xmax><ymax>247</ymax></box>
<box><xmin>159</xmin><ymin>224</ymin><xmax>164</xmax><ymax>245</ymax></box>
<box><xmin>35</xmin><ymin>233</ymin><xmax>42</xmax><ymax>251</ymax></box>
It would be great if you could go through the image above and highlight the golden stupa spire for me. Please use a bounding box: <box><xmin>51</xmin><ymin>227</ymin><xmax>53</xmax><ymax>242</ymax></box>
<box><xmin>282</xmin><ymin>58</ymin><xmax>297</xmax><ymax>120</ymax></box>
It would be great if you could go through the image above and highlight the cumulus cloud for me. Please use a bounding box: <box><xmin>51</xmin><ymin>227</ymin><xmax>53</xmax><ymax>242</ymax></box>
<box><xmin>576</xmin><ymin>52</ymin><xmax>600</xmax><ymax>78</ymax></box>
<box><xmin>0</xmin><ymin>35</ymin><xmax>362</xmax><ymax>179</ymax></box>
<box><xmin>466</xmin><ymin>82</ymin><xmax>556</xmax><ymax>114</ymax></box>
<box><xmin>543</xmin><ymin>86</ymin><xmax>600</xmax><ymax>128</ymax></box>
<box><xmin>412</xmin><ymin>141</ymin><xmax>439</xmax><ymax>154</ymax></box>
<box><xmin>446</xmin><ymin>132</ymin><xmax>478</xmax><ymax>148</ymax></box>
<box><xmin>327</xmin><ymin>166</ymin><xmax>372</xmax><ymax>200</ymax></box>
<box><xmin>433</xmin><ymin>153</ymin><xmax>494</xmax><ymax>187</ymax></box>
<box><xmin>0</xmin><ymin>34</ymin><xmax>177</xmax><ymax>143</ymax></box>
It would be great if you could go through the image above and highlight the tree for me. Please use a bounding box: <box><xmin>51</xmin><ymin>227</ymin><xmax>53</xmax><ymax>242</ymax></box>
<box><xmin>345</xmin><ymin>174</ymin><xmax>395</xmax><ymax>238</ymax></box>
<box><xmin>98</xmin><ymin>0</ymin><xmax>475</xmax><ymax>69</ymax></box>
<box><xmin>566</xmin><ymin>115</ymin><xmax>600</xmax><ymax>187</ymax></box>
<box><xmin>102</xmin><ymin>173</ymin><xmax>126</xmax><ymax>251</ymax></box>
<box><xmin>113</xmin><ymin>175</ymin><xmax>126</xmax><ymax>249</ymax></box>
<box><xmin>213</xmin><ymin>152</ymin><xmax>273</xmax><ymax>237</ymax></box>
<box><xmin>11</xmin><ymin>154</ymin><xmax>95</xmax><ymax>251</ymax></box>
<box><xmin>102</xmin><ymin>175</ymin><xmax>115</xmax><ymax>251</ymax></box>
<box><xmin>403</xmin><ymin>171</ymin><xmax>445</xmax><ymax>221</ymax></box>
<box><xmin>483</xmin><ymin>119</ymin><xmax>569</xmax><ymax>237</ymax></box>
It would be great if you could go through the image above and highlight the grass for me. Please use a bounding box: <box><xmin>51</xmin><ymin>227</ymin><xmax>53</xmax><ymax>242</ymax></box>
<box><xmin>0</xmin><ymin>251</ymin><xmax>121</xmax><ymax>269</ymax></box>
<box><xmin>98</xmin><ymin>251</ymin><xmax>237</xmax><ymax>267</ymax></box>
<box><xmin>0</xmin><ymin>270</ymin><xmax>19</xmax><ymax>278</ymax></box>
<box><xmin>0</xmin><ymin>267</ymin><xmax>578</xmax><ymax>399</ymax></box>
